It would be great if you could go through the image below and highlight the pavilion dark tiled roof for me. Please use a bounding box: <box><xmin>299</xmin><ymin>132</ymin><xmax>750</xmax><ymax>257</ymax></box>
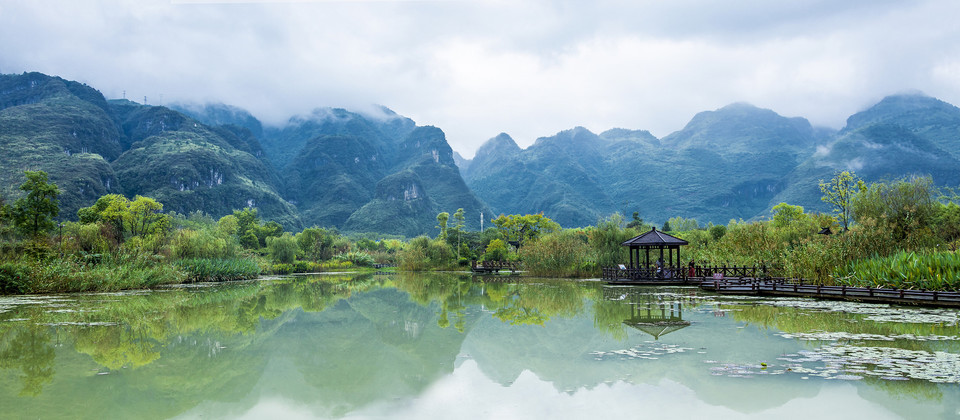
<box><xmin>621</xmin><ymin>227</ymin><xmax>689</xmax><ymax>247</ymax></box>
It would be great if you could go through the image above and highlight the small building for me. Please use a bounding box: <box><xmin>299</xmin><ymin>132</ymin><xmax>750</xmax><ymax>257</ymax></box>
<box><xmin>603</xmin><ymin>227</ymin><xmax>692</xmax><ymax>283</ymax></box>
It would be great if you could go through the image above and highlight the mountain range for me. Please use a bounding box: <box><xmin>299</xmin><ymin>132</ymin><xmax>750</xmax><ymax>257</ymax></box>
<box><xmin>460</xmin><ymin>95</ymin><xmax>960</xmax><ymax>227</ymax></box>
<box><xmin>3</xmin><ymin>71</ymin><xmax>959</xmax><ymax>234</ymax></box>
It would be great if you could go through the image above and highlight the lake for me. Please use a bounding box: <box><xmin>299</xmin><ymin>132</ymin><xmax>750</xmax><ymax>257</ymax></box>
<box><xmin>1</xmin><ymin>272</ymin><xmax>958</xmax><ymax>419</ymax></box>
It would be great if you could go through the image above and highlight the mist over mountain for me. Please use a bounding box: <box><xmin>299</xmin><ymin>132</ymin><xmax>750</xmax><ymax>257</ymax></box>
<box><xmin>3</xmin><ymin>72</ymin><xmax>958</xmax><ymax>233</ymax></box>
<box><xmin>464</xmin><ymin>95</ymin><xmax>960</xmax><ymax>226</ymax></box>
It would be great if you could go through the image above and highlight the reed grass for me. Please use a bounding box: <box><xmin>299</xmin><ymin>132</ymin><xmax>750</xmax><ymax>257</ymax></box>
<box><xmin>175</xmin><ymin>258</ymin><xmax>262</xmax><ymax>282</ymax></box>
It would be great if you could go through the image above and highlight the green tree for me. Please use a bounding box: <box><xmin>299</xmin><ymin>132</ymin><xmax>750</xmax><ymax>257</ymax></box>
<box><xmin>436</xmin><ymin>212</ymin><xmax>449</xmax><ymax>240</ymax></box>
<box><xmin>819</xmin><ymin>171</ymin><xmax>864</xmax><ymax>232</ymax></box>
<box><xmin>708</xmin><ymin>224</ymin><xmax>727</xmax><ymax>241</ymax></box>
<box><xmin>0</xmin><ymin>195</ymin><xmax>13</xmax><ymax>241</ymax></box>
<box><xmin>483</xmin><ymin>239</ymin><xmax>509</xmax><ymax>262</ymax></box>
<box><xmin>233</xmin><ymin>208</ymin><xmax>271</xmax><ymax>249</ymax></box>
<box><xmin>772</xmin><ymin>203</ymin><xmax>806</xmax><ymax>228</ymax></box>
<box><xmin>667</xmin><ymin>216</ymin><xmax>699</xmax><ymax>231</ymax></box>
<box><xmin>853</xmin><ymin>176</ymin><xmax>938</xmax><ymax>242</ymax></box>
<box><xmin>589</xmin><ymin>213</ymin><xmax>633</xmax><ymax>269</ymax></box>
<box><xmin>661</xmin><ymin>220</ymin><xmax>672</xmax><ymax>232</ymax></box>
<box><xmin>451</xmin><ymin>208</ymin><xmax>466</xmax><ymax>260</ymax></box>
<box><xmin>127</xmin><ymin>195</ymin><xmax>165</xmax><ymax>237</ymax></box>
<box><xmin>295</xmin><ymin>227</ymin><xmax>336</xmax><ymax>261</ymax></box>
<box><xmin>78</xmin><ymin>194</ymin><xmax>130</xmax><ymax>243</ymax></box>
<box><xmin>491</xmin><ymin>213</ymin><xmax>560</xmax><ymax>247</ymax></box>
<box><xmin>11</xmin><ymin>170</ymin><xmax>60</xmax><ymax>238</ymax></box>
<box><xmin>626</xmin><ymin>211</ymin><xmax>647</xmax><ymax>229</ymax></box>
<box><xmin>267</xmin><ymin>233</ymin><xmax>298</xmax><ymax>264</ymax></box>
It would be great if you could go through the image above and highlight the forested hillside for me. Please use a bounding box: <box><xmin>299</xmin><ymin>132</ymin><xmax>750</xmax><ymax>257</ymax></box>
<box><xmin>5</xmin><ymin>71</ymin><xmax>960</xmax><ymax>233</ymax></box>
<box><xmin>463</xmin><ymin>95</ymin><xmax>960</xmax><ymax>227</ymax></box>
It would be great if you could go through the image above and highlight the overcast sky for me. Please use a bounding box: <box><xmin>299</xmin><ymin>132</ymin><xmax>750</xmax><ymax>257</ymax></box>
<box><xmin>2</xmin><ymin>0</ymin><xmax>959</xmax><ymax>157</ymax></box>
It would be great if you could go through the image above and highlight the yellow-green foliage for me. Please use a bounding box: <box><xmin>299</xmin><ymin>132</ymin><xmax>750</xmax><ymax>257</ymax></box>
<box><xmin>167</xmin><ymin>228</ymin><xmax>232</xmax><ymax>259</ymax></box>
<box><xmin>266</xmin><ymin>232</ymin><xmax>297</xmax><ymax>264</ymax></box>
<box><xmin>398</xmin><ymin>236</ymin><xmax>454</xmax><ymax>271</ymax></box>
<box><xmin>519</xmin><ymin>230</ymin><xmax>592</xmax><ymax>277</ymax></box>
<box><xmin>482</xmin><ymin>239</ymin><xmax>509</xmax><ymax>262</ymax></box>
<box><xmin>587</xmin><ymin>213</ymin><xmax>638</xmax><ymax>270</ymax></box>
<box><xmin>62</xmin><ymin>222</ymin><xmax>111</xmax><ymax>254</ymax></box>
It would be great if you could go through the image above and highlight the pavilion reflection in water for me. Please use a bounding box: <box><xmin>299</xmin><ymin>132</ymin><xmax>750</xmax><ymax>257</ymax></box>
<box><xmin>605</xmin><ymin>288</ymin><xmax>691</xmax><ymax>340</ymax></box>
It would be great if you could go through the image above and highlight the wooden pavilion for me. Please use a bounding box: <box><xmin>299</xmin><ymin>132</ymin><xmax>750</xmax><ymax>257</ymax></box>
<box><xmin>623</xmin><ymin>299</ymin><xmax>690</xmax><ymax>340</ymax></box>
<box><xmin>602</xmin><ymin>227</ymin><xmax>691</xmax><ymax>283</ymax></box>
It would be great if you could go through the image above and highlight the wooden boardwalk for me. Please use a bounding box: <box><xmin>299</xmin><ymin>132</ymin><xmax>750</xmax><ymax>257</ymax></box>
<box><xmin>699</xmin><ymin>278</ymin><xmax>960</xmax><ymax>308</ymax></box>
<box><xmin>471</xmin><ymin>260</ymin><xmax>520</xmax><ymax>274</ymax></box>
<box><xmin>603</xmin><ymin>264</ymin><xmax>960</xmax><ymax>307</ymax></box>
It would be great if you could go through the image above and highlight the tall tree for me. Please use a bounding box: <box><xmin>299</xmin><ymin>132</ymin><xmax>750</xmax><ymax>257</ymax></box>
<box><xmin>436</xmin><ymin>212</ymin><xmax>449</xmax><ymax>240</ymax></box>
<box><xmin>491</xmin><ymin>213</ymin><xmax>560</xmax><ymax>247</ymax></box>
<box><xmin>819</xmin><ymin>171</ymin><xmax>864</xmax><ymax>232</ymax></box>
<box><xmin>127</xmin><ymin>195</ymin><xmax>165</xmax><ymax>237</ymax></box>
<box><xmin>452</xmin><ymin>208</ymin><xmax>465</xmax><ymax>259</ymax></box>
<box><xmin>11</xmin><ymin>171</ymin><xmax>60</xmax><ymax>238</ymax></box>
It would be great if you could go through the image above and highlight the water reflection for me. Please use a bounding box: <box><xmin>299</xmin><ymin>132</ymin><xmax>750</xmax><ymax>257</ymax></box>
<box><xmin>0</xmin><ymin>273</ymin><xmax>957</xmax><ymax>419</ymax></box>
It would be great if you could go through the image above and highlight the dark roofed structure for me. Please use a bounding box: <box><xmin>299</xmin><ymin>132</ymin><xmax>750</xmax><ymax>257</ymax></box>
<box><xmin>622</xmin><ymin>227</ymin><xmax>688</xmax><ymax>274</ymax></box>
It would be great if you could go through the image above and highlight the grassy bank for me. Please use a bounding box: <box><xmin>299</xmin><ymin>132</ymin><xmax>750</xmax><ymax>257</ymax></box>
<box><xmin>0</xmin><ymin>256</ymin><xmax>266</xmax><ymax>294</ymax></box>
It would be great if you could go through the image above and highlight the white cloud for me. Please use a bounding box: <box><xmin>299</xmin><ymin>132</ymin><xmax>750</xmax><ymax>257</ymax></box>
<box><xmin>2</xmin><ymin>0</ymin><xmax>960</xmax><ymax>158</ymax></box>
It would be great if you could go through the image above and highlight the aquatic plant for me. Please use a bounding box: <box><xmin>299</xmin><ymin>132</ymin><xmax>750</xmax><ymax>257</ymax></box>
<box><xmin>834</xmin><ymin>251</ymin><xmax>960</xmax><ymax>290</ymax></box>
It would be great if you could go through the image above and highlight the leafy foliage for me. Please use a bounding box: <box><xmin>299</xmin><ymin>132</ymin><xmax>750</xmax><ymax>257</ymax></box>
<box><xmin>10</xmin><ymin>171</ymin><xmax>59</xmax><ymax>238</ymax></box>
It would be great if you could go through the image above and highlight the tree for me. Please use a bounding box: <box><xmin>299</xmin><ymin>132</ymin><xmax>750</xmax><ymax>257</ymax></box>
<box><xmin>233</xmin><ymin>208</ymin><xmax>265</xmax><ymax>249</ymax></box>
<box><xmin>626</xmin><ymin>211</ymin><xmax>646</xmax><ymax>229</ymax></box>
<box><xmin>771</xmin><ymin>203</ymin><xmax>806</xmax><ymax>228</ymax></box>
<box><xmin>819</xmin><ymin>171</ymin><xmax>864</xmax><ymax>232</ymax></box>
<box><xmin>295</xmin><ymin>227</ymin><xmax>336</xmax><ymax>261</ymax></box>
<box><xmin>667</xmin><ymin>216</ymin><xmax>699</xmax><ymax>231</ymax></box>
<box><xmin>127</xmin><ymin>195</ymin><xmax>165</xmax><ymax>237</ymax></box>
<box><xmin>267</xmin><ymin>233</ymin><xmax>298</xmax><ymax>264</ymax></box>
<box><xmin>661</xmin><ymin>220</ymin><xmax>672</xmax><ymax>232</ymax></box>
<box><xmin>491</xmin><ymin>213</ymin><xmax>560</xmax><ymax>247</ymax></box>
<box><xmin>78</xmin><ymin>194</ymin><xmax>130</xmax><ymax>242</ymax></box>
<box><xmin>852</xmin><ymin>176</ymin><xmax>937</xmax><ymax>241</ymax></box>
<box><xmin>11</xmin><ymin>171</ymin><xmax>60</xmax><ymax>238</ymax></box>
<box><xmin>483</xmin><ymin>239</ymin><xmax>509</xmax><ymax>261</ymax></box>
<box><xmin>0</xmin><ymin>195</ymin><xmax>13</xmax><ymax>241</ymax></box>
<box><xmin>436</xmin><ymin>212</ymin><xmax>449</xmax><ymax>240</ymax></box>
<box><xmin>451</xmin><ymin>208</ymin><xmax>465</xmax><ymax>260</ymax></box>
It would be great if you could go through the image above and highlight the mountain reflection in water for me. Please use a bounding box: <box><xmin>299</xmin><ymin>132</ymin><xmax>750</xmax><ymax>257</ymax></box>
<box><xmin>0</xmin><ymin>272</ymin><xmax>957</xmax><ymax>419</ymax></box>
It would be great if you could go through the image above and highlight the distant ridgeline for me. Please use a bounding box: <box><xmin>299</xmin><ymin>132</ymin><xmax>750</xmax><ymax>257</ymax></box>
<box><xmin>460</xmin><ymin>97</ymin><xmax>960</xmax><ymax>227</ymax></box>
<box><xmin>0</xmin><ymin>72</ymin><xmax>490</xmax><ymax>236</ymax></box>
<box><xmin>4</xmin><ymin>71</ymin><xmax>960</xmax><ymax>234</ymax></box>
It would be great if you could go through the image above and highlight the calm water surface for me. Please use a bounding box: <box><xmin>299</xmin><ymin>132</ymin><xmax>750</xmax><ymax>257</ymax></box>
<box><xmin>1</xmin><ymin>272</ymin><xmax>958</xmax><ymax>419</ymax></box>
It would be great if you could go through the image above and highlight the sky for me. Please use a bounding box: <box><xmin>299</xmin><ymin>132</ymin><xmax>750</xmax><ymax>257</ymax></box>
<box><xmin>2</xmin><ymin>0</ymin><xmax>960</xmax><ymax>158</ymax></box>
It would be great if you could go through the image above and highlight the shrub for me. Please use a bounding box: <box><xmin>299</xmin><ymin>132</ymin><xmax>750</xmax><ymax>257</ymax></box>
<box><xmin>482</xmin><ymin>239</ymin><xmax>509</xmax><ymax>262</ymax></box>
<box><xmin>266</xmin><ymin>233</ymin><xmax>297</xmax><ymax>264</ymax></box>
<box><xmin>336</xmin><ymin>251</ymin><xmax>374</xmax><ymax>267</ymax></box>
<box><xmin>398</xmin><ymin>236</ymin><xmax>454</xmax><ymax>271</ymax></box>
<box><xmin>0</xmin><ymin>262</ymin><xmax>30</xmax><ymax>294</ymax></box>
<box><xmin>168</xmin><ymin>228</ymin><xmax>230</xmax><ymax>259</ymax></box>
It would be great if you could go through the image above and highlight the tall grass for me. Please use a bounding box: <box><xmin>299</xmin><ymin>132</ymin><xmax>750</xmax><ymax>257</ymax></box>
<box><xmin>175</xmin><ymin>258</ymin><xmax>262</xmax><ymax>282</ymax></box>
<box><xmin>519</xmin><ymin>230</ymin><xmax>593</xmax><ymax>277</ymax></box>
<box><xmin>0</xmin><ymin>258</ymin><xmax>185</xmax><ymax>294</ymax></box>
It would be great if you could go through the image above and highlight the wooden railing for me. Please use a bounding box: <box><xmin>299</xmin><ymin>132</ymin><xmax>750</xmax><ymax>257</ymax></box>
<box><xmin>692</xmin><ymin>265</ymin><xmax>769</xmax><ymax>279</ymax></box>
<box><xmin>471</xmin><ymin>260</ymin><xmax>520</xmax><ymax>273</ymax></box>
<box><xmin>602</xmin><ymin>264</ymin><xmax>770</xmax><ymax>281</ymax></box>
<box><xmin>601</xmin><ymin>266</ymin><xmax>685</xmax><ymax>281</ymax></box>
<box><xmin>700</xmin><ymin>279</ymin><xmax>960</xmax><ymax>307</ymax></box>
